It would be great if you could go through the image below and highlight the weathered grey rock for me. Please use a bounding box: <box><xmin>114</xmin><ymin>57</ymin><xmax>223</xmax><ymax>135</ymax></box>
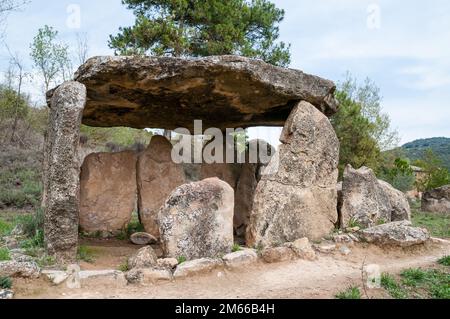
<box><xmin>79</xmin><ymin>270</ymin><xmax>127</xmax><ymax>288</ymax></box>
<box><xmin>0</xmin><ymin>289</ymin><xmax>13</xmax><ymax>299</ymax></box>
<box><xmin>66</xmin><ymin>264</ymin><xmax>81</xmax><ymax>289</ymax></box>
<box><xmin>340</xmin><ymin>246</ymin><xmax>351</xmax><ymax>256</ymax></box>
<box><xmin>261</xmin><ymin>247</ymin><xmax>296</xmax><ymax>263</ymax></box>
<box><xmin>359</xmin><ymin>221</ymin><xmax>430</xmax><ymax>247</ymax></box>
<box><xmin>313</xmin><ymin>243</ymin><xmax>337</xmax><ymax>254</ymax></box>
<box><xmin>79</xmin><ymin>151</ymin><xmax>137</xmax><ymax>233</ymax></box>
<box><xmin>44</xmin><ymin>81</ymin><xmax>86</xmax><ymax>263</ymax></box>
<box><xmin>173</xmin><ymin>258</ymin><xmax>223</xmax><ymax>278</ymax></box>
<box><xmin>378</xmin><ymin>180</ymin><xmax>411</xmax><ymax>221</ymax></box>
<box><xmin>284</xmin><ymin>238</ymin><xmax>317</xmax><ymax>261</ymax></box>
<box><xmin>222</xmin><ymin>249</ymin><xmax>258</xmax><ymax>268</ymax></box>
<box><xmin>422</xmin><ymin>185</ymin><xmax>450</xmax><ymax>214</ymax></box>
<box><xmin>128</xmin><ymin>246</ymin><xmax>158</xmax><ymax>269</ymax></box>
<box><xmin>340</xmin><ymin>165</ymin><xmax>412</xmax><ymax>229</ymax></box>
<box><xmin>156</xmin><ymin>258</ymin><xmax>179</xmax><ymax>270</ymax></box>
<box><xmin>42</xmin><ymin>270</ymin><xmax>69</xmax><ymax>285</ymax></box>
<box><xmin>159</xmin><ymin>178</ymin><xmax>234</xmax><ymax>260</ymax></box>
<box><xmin>247</xmin><ymin>101</ymin><xmax>339</xmax><ymax>247</ymax></box>
<box><xmin>0</xmin><ymin>261</ymin><xmax>40</xmax><ymax>278</ymax></box>
<box><xmin>57</xmin><ymin>55</ymin><xmax>338</xmax><ymax>131</ymax></box>
<box><xmin>126</xmin><ymin>268</ymin><xmax>173</xmax><ymax>284</ymax></box>
<box><xmin>137</xmin><ymin>136</ymin><xmax>186</xmax><ymax>237</ymax></box>
<box><xmin>130</xmin><ymin>232</ymin><xmax>157</xmax><ymax>246</ymax></box>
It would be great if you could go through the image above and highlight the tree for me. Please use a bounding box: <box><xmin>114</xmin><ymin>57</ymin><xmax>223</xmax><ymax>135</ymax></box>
<box><xmin>109</xmin><ymin>0</ymin><xmax>291</xmax><ymax>67</ymax></box>
<box><xmin>378</xmin><ymin>158</ymin><xmax>415</xmax><ymax>192</ymax></box>
<box><xmin>75</xmin><ymin>32</ymin><xmax>89</xmax><ymax>65</ymax></box>
<box><xmin>414</xmin><ymin>149</ymin><xmax>450</xmax><ymax>191</ymax></box>
<box><xmin>30</xmin><ymin>25</ymin><xmax>71</xmax><ymax>94</ymax></box>
<box><xmin>332</xmin><ymin>74</ymin><xmax>399</xmax><ymax>177</ymax></box>
<box><xmin>0</xmin><ymin>0</ymin><xmax>28</xmax><ymax>32</ymax></box>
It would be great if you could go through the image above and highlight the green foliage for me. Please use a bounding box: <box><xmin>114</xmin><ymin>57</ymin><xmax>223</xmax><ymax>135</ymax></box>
<box><xmin>0</xmin><ymin>247</ymin><xmax>11</xmax><ymax>261</ymax></box>
<box><xmin>232</xmin><ymin>244</ymin><xmax>242</xmax><ymax>253</ymax></box>
<box><xmin>0</xmin><ymin>85</ymin><xmax>29</xmax><ymax>123</ymax></box>
<box><xmin>16</xmin><ymin>208</ymin><xmax>44</xmax><ymax>240</ymax></box>
<box><xmin>378</xmin><ymin>158</ymin><xmax>416</xmax><ymax>192</ymax></box>
<box><xmin>335</xmin><ymin>286</ymin><xmax>361</xmax><ymax>299</ymax></box>
<box><xmin>80</xmin><ymin>125</ymin><xmax>153</xmax><ymax>151</ymax></box>
<box><xmin>30</xmin><ymin>25</ymin><xmax>71</xmax><ymax>91</ymax></box>
<box><xmin>0</xmin><ymin>276</ymin><xmax>12</xmax><ymax>289</ymax></box>
<box><xmin>177</xmin><ymin>256</ymin><xmax>187</xmax><ymax>264</ymax></box>
<box><xmin>118</xmin><ymin>260</ymin><xmax>129</xmax><ymax>272</ymax></box>
<box><xmin>400</xmin><ymin>268</ymin><xmax>450</xmax><ymax>299</ymax></box>
<box><xmin>380</xmin><ymin>273</ymin><xmax>408</xmax><ymax>299</ymax></box>
<box><xmin>414</xmin><ymin>149</ymin><xmax>450</xmax><ymax>191</ymax></box>
<box><xmin>403</xmin><ymin>137</ymin><xmax>450</xmax><ymax>171</ymax></box>
<box><xmin>109</xmin><ymin>0</ymin><xmax>291</xmax><ymax>67</ymax></box>
<box><xmin>438</xmin><ymin>256</ymin><xmax>450</xmax><ymax>267</ymax></box>
<box><xmin>411</xmin><ymin>211</ymin><xmax>450</xmax><ymax>238</ymax></box>
<box><xmin>0</xmin><ymin>219</ymin><xmax>13</xmax><ymax>237</ymax></box>
<box><xmin>0</xmin><ymin>163</ymin><xmax>43</xmax><ymax>209</ymax></box>
<box><xmin>332</xmin><ymin>74</ymin><xmax>399</xmax><ymax>177</ymax></box>
<box><xmin>77</xmin><ymin>245</ymin><xmax>95</xmax><ymax>263</ymax></box>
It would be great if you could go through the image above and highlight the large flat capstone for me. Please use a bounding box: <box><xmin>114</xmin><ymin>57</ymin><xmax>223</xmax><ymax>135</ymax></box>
<box><xmin>47</xmin><ymin>55</ymin><xmax>338</xmax><ymax>131</ymax></box>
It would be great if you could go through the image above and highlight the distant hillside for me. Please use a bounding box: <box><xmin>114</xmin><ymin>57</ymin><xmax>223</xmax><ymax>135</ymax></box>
<box><xmin>402</xmin><ymin>137</ymin><xmax>450</xmax><ymax>170</ymax></box>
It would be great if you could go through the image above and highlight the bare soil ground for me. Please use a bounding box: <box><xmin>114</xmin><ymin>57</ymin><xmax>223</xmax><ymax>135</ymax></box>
<box><xmin>12</xmin><ymin>239</ymin><xmax>450</xmax><ymax>299</ymax></box>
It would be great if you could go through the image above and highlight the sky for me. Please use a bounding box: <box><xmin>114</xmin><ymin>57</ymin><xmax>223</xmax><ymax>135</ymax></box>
<box><xmin>1</xmin><ymin>0</ymin><xmax>449</xmax><ymax>146</ymax></box>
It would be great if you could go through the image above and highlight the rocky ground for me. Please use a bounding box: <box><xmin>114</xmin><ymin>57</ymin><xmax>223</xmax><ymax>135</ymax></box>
<box><xmin>10</xmin><ymin>239</ymin><xmax>449</xmax><ymax>299</ymax></box>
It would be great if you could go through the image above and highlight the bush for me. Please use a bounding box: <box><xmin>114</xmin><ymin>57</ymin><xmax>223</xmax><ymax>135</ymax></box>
<box><xmin>335</xmin><ymin>286</ymin><xmax>361</xmax><ymax>299</ymax></box>
<box><xmin>0</xmin><ymin>247</ymin><xmax>11</xmax><ymax>261</ymax></box>
<box><xmin>438</xmin><ymin>256</ymin><xmax>450</xmax><ymax>267</ymax></box>
<box><xmin>0</xmin><ymin>276</ymin><xmax>12</xmax><ymax>289</ymax></box>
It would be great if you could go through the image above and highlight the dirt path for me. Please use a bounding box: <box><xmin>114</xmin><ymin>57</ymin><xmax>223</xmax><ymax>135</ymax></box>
<box><xmin>14</xmin><ymin>240</ymin><xmax>450</xmax><ymax>299</ymax></box>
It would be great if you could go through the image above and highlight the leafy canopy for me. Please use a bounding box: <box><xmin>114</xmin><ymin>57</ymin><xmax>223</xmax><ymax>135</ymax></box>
<box><xmin>109</xmin><ymin>0</ymin><xmax>291</xmax><ymax>66</ymax></box>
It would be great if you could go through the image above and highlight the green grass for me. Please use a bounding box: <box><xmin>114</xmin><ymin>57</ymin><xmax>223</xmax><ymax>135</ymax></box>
<box><xmin>347</xmin><ymin>218</ymin><xmax>363</xmax><ymax>229</ymax></box>
<box><xmin>77</xmin><ymin>245</ymin><xmax>95</xmax><ymax>263</ymax></box>
<box><xmin>0</xmin><ymin>219</ymin><xmax>13</xmax><ymax>237</ymax></box>
<box><xmin>0</xmin><ymin>168</ymin><xmax>42</xmax><ymax>209</ymax></box>
<box><xmin>381</xmin><ymin>268</ymin><xmax>450</xmax><ymax>299</ymax></box>
<box><xmin>232</xmin><ymin>244</ymin><xmax>242</xmax><ymax>253</ymax></box>
<box><xmin>335</xmin><ymin>286</ymin><xmax>361</xmax><ymax>299</ymax></box>
<box><xmin>0</xmin><ymin>247</ymin><xmax>11</xmax><ymax>261</ymax></box>
<box><xmin>411</xmin><ymin>210</ymin><xmax>450</xmax><ymax>238</ymax></box>
<box><xmin>438</xmin><ymin>256</ymin><xmax>450</xmax><ymax>267</ymax></box>
<box><xmin>118</xmin><ymin>260</ymin><xmax>129</xmax><ymax>272</ymax></box>
<box><xmin>0</xmin><ymin>276</ymin><xmax>12</xmax><ymax>289</ymax></box>
<box><xmin>381</xmin><ymin>273</ymin><xmax>408</xmax><ymax>299</ymax></box>
<box><xmin>177</xmin><ymin>256</ymin><xmax>187</xmax><ymax>265</ymax></box>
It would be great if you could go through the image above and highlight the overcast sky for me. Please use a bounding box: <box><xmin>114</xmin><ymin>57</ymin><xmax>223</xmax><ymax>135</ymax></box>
<box><xmin>1</xmin><ymin>0</ymin><xmax>449</xmax><ymax>146</ymax></box>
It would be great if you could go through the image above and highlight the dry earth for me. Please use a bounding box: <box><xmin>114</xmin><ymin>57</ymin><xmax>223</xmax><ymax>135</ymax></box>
<box><xmin>12</xmin><ymin>239</ymin><xmax>450</xmax><ymax>299</ymax></box>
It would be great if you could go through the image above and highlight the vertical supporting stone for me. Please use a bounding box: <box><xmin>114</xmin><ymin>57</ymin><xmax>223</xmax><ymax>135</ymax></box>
<box><xmin>246</xmin><ymin>101</ymin><xmax>340</xmax><ymax>247</ymax></box>
<box><xmin>44</xmin><ymin>81</ymin><xmax>86</xmax><ymax>263</ymax></box>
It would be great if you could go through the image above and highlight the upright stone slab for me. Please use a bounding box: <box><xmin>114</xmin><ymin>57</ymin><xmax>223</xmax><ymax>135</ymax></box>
<box><xmin>45</xmin><ymin>81</ymin><xmax>86</xmax><ymax>263</ymax></box>
<box><xmin>159</xmin><ymin>178</ymin><xmax>234</xmax><ymax>260</ymax></box>
<box><xmin>79</xmin><ymin>151</ymin><xmax>138</xmax><ymax>233</ymax></box>
<box><xmin>422</xmin><ymin>185</ymin><xmax>450</xmax><ymax>214</ymax></box>
<box><xmin>137</xmin><ymin>136</ymin><xmax>186</xmax><ymax>237</ymax></box>
<box><xmin>246</xmin><ymin>101</ymin><xmax>340</xmax><ymax>247</ymax></box>
<box><xmin>339</xmin><ymin>165</ymin><xmax>411</xmax><ymax>228</ymax></box>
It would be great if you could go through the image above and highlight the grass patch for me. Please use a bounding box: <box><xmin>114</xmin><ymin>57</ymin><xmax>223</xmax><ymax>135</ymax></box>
<box><xmin>411</xmin><ymin>211</ymin><xmax>450</xmax><ymax>238</ymax></box>
<box><xmin>335</xmin><ymin>286</ymin><xmax>361</xmax><ymax>299</ymax></box>
<box><xmin>77</xmin><ymin>245</ymin><xmax>95</xmax><ymax>263</ymax></box>
<box><xmin>0</xmin><ymin>247</ymin><xmax>11</xmax><ymax>261</ymax></box>
<box><xmin>438</xmin><ymin>256</ymin><xmax>450</xmax><ymax>267</ymax></box>
<box><xmin>0</xmin><ymin>276</ymin><xmax>12</xmax><ymax>289</ymax></box>
<box><xmin>0</xmin><ymin>168</ymin><xmax>42</xmax><ymax>209</ymax></box>
<box><xmin>381</xmin><ymin>268</ymin><xmax>450</xmax><ymax>299</ymax></box>
<box><xmin>232</xmin><ymin>244</ymin><xmax>242</xmax><ymax>253</ymax></box>
<box><xmin>0</xmin><ymin>219</ymin><xmax>13</xmax><ymax>237</ymax></box>
<box><xmin>118</xmin><ymin>260</ymin><xmax>129</xmax><ymax>272</ymax></box>
<box><xmin>177</xmin><ymin>256</ymin><xmax>187</xmax><ymax>265</ymax></box>
<box><xmin>381</xmin><ymin>273</ymin><xmax>408</xmax><ymax>299</ymax></box>
<box><xmin>348</xmin><ymin>218</ymin><xmax>363</xmax><ymax>229</ymax></box>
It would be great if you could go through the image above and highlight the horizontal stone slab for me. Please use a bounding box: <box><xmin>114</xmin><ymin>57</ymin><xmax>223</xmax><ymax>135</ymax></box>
<box><xmin>47</xmin><ymin>55</ymin><xmax>338</xmax><ymax>131</ymax></box>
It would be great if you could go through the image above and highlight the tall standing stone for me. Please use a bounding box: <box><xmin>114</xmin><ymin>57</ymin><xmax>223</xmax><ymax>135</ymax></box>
<box><xmin>137</xmin><ymin>136</ymin><xmax>186</xmax><ymax>237</ymax></box>
<box><xmin>79</xmin><ymin>151</ymin><xmax>138</xmax><ymax>233</ymax></box>
<box><xmin>246</xmin><ymin>101</ymin><xmax>340</xmax><ymax>247</ymax></box>
<box><xmin>45</xmin><ymin>81</ymin><xmax>86</xmax><ymax>263</ymax></box>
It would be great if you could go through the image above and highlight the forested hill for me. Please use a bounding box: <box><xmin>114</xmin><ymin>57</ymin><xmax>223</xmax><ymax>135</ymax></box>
<box><xmin>402</xmin><ymin>137</ymin><xmax>450</xmax><ymax>170</ymax></box>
